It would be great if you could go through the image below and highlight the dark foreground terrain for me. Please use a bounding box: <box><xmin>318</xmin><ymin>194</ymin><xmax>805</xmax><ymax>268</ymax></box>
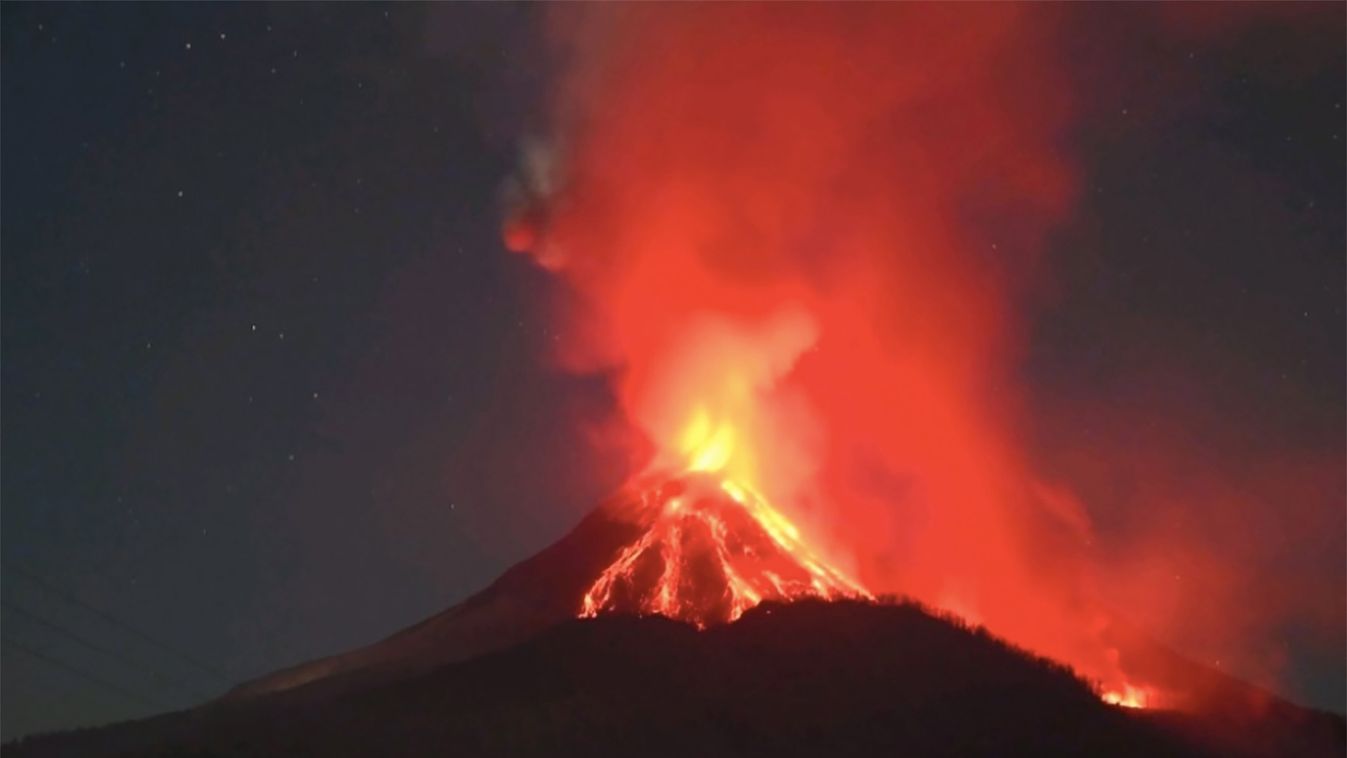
<box><xmin>6</xmin><ymin>600</ymin><xmax>1342</xmax><ymax>758</ymax></box>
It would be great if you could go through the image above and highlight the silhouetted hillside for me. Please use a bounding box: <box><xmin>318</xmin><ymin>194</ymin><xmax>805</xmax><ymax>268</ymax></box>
<box><xmin>7</xmin><ymin>600</ymin><xmax>1342</xmax><ymax>757</ymax></box>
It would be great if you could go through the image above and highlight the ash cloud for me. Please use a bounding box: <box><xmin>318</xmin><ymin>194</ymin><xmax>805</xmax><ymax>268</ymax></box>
<box><xmin>503</xmin><ymin>3</ymin><xmax>1344</xmax><ymax>708</ymax></box>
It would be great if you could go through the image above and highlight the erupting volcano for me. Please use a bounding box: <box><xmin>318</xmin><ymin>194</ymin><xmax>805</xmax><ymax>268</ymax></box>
<box><xmin>3</xmin><ymin>0</ymin><xmax>1342</xmax><ymax>754</ymax></box>
<box><xmin>580</xmin><ymin>471</ymin><xmax>868</xmax><ymax>629</ymax></box>
<box><xmin>580</xmin><ymin>405</ymin><xmax>868</xmax><ymax>628</ymax></box>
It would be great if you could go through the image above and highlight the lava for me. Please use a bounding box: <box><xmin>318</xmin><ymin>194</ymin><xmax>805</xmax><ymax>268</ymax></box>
<box><xmin>579</xmin><ymin>474</ymin><xmax>868</xmax><ymax>628</ymax></box>
<box><xmin>580</xmin><ymin>418</ymin><xmax>868</xmax><ymax>628</ymax></box>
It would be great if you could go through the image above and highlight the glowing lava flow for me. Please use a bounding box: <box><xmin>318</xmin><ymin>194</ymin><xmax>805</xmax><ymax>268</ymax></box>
<box><xmin>580</xmin><ymin>418</ymin><xmax>869</xmax><ymax>628</ymax></box>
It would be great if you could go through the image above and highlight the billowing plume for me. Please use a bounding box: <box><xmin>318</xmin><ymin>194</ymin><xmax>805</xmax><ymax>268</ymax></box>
<box><xmin>499</xmin><ymin>3</ymin><xmax>1315</xmax><ymax>707</ymax></box>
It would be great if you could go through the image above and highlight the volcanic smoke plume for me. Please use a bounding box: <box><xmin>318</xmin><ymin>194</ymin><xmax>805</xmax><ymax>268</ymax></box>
<box><xmin>500</xmin><ymin>4</ymin><xmax>1323</xmax><ymax>709</ymax></box>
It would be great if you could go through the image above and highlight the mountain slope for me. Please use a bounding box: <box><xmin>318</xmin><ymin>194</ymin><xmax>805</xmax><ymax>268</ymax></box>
<box><xmin>224</xmin><ymin>488</ymin><xmax>644</xmax><ymax>700</ymax></box>
<box><xmin>8</xmin><ymin>600</ymin><xmax>1342</xmax><ymax>758</ymax></box>
<box><xmin>8</xmin><ymin>470</ymin><xmax>1341</xmax><ymax>758</ymax></box>
<box><xmin>227</xmin><ymin>471</ymin><xmax>865</xmax><ymax>701</ymax></box>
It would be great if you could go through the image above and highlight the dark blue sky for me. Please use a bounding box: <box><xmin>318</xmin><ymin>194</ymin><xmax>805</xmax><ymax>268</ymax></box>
<box><xmin>2</xmin><ymin>3</ymin><xmax>1342</xmax><ymax>739</ymax></box>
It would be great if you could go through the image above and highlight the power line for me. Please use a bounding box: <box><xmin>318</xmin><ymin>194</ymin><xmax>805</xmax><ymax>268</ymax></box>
<box><xmin>1</xmin><ymin>561</ymin><xmax>232</xmax><ymax>685</ymax></box>
<box><xmin>2</xmin><ymin>600</ymin><xmax>214</xmax><ymax>701</ymax></box>
<box><xmin>2</xmin><ymin>634</ymin><xmax>171</xmax><ymax>711</ymax></box>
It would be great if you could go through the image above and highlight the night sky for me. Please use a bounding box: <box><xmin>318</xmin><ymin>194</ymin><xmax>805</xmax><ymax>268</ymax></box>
<box><xmin>2</xmin><ymin>3</ymin><xmax>1342</xmax><ymax>740</ymax></box>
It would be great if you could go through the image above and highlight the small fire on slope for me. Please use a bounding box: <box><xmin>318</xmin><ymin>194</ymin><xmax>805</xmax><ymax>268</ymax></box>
<box><xmin>1101</xmin><ymin>685</ymin><xmax>1151</xmax><ymax>710</ymax></box>
<box><xmin>580</xmin><ymin>416</ymin><xmax>869</xmax><ymax>628</ymax></box>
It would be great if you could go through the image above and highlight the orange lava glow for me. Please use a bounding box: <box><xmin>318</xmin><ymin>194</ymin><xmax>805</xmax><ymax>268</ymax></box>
<box><xmin>1101</xmin><ymin>685</ymin><xmax>1152</xmax><ymax>710</ymax></box>
<box><xmin>581</xmin><ymin>418</ymin><xmax>868</xmax><ymax>628</ymax></box>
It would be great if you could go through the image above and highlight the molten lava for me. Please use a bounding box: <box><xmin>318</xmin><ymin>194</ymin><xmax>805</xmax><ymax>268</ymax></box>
<box><xmin>581</xmin><ymin>417</ymin><xmax>869</xmax><ymax>628</ymax></box>
<box><xmin>579</xmin><ymin>474</ymin><xmax>868</xmax><ymax>628</ymax></box>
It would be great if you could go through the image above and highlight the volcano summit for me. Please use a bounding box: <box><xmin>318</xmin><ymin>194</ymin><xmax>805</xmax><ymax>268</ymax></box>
<box><xmin>580</xmin><ymin>473</ymin><xmax>868</xmax><ymax>629</ymax></box>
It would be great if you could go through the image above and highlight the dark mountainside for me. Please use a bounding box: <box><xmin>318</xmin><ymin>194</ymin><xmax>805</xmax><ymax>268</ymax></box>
<box><xmin>6</xmin><ymin>600</ymin><xmax>1343</xmax><ymax>758</ymax></box>
<box><xmin>5</xmin><ymin>481</ymin><xmax>1342</xmax><ymax>758</ymax></box>
<box><xmin>219</xmin><ymin>493</ymin><xmax>645</xmax><ymax>701</ymax></box>
<box><xmin>222</xmin><ymin>471</ymin><xmax>866</xmax><ymax>701</ymax></box>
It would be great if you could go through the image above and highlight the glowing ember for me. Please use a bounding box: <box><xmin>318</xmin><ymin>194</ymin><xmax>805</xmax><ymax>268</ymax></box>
<box><xmin>581</xmin><ymin>417</ymin><xmax>868</xmax><ymax>628</ymax></box>
<box><xmin>1101</xmin><ymin>684</ymin><xmax>1151</xmax><ymax>710</ymax></box>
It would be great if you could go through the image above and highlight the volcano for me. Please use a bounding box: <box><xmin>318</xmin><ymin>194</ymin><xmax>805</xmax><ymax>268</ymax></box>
<box><xmin>5</xmin><ymin>477</ymin><xmax>1343</xmax><ymax>758</ymax></box>
<box><xmin>222</xmin><ymin>470</ymin><xmax>866</xmax><ymax>700</ymax></box>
